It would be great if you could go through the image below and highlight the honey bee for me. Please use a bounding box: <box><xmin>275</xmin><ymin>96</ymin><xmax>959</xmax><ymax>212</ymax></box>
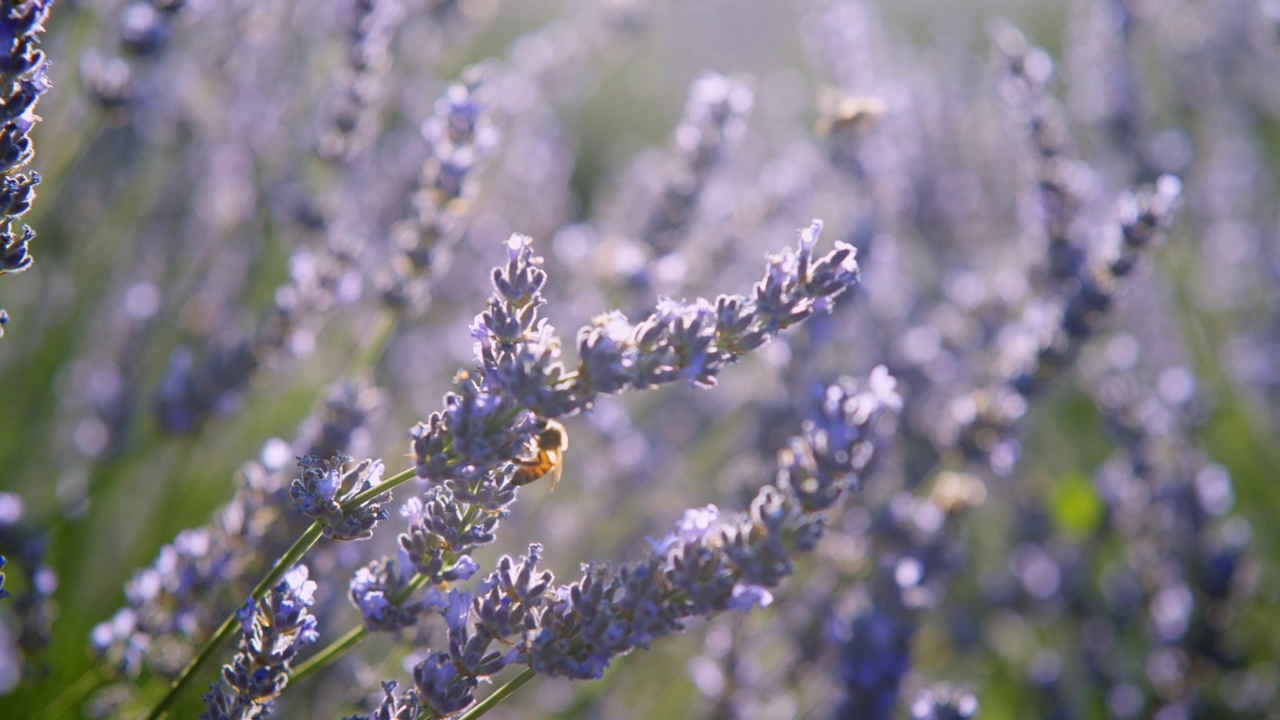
<box><xmin>814</xmin><ymin>88</ymin><xmax>885</xmax><ymax>138</ymax></box>
<box><xmin>511</xmin><ymin>419</ymin><xmax>568</xmax><ymax>490</ymax></box>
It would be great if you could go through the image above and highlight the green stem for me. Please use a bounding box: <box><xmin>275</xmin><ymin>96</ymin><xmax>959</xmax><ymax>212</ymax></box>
<box><xmin>145</xmin><ymin>521</ymin><xmax>326</xmax><ymax>720</ymax></box>
<box><xmin>349</xmin><ymin>466</ymin><xmax>417</xmax><ymax>509</ymax></box>
<box><xmin>44</xmin><ymin>668</ymin><xmax>102</xmax><ymax>720</ymax></box>
<box><xmin>284</xmin><ymin>466</ymin><xmax>425</xmax><ymax>685</ymax></box>
<box><xmin>294</xmin><ymin>506</ymin><xmax>478</xmax><ymax>683</ymax></box>
<box><xmin>145</xmin><ymin>431</ymin><xmax>467</xmax><ymax>715</ymax></box>
<box><xmin>349</xmin><ymin>311</ymin><xmax>399</xmax><ymax>376</ymax></box>
<box><xmin>454</xmin><ymin>668</ymin><xmax>536</xmax><ymax>720</ymax></box>
<box><xmin>292</xmin><ymin>571</ymin><xmax>431</xmax><ymax>684</ymax></box>
<box><xmin>292</xmin><ymin>623</ymin><xmax>367</xmax><ymax>684</ymax></box>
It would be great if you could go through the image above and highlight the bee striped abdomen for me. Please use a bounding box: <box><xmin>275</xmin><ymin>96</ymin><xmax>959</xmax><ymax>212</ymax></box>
<box><xmin>511</xmin><ymin>420</ymin><xmax>568</xmax><ymax>490</ymax></box>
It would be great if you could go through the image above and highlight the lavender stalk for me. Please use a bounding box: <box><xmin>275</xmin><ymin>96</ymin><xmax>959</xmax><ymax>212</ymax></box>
<box><xmin>0</xmin><ymin>0</ymin><xmax>54</xmax><ymax>337</ymax></box>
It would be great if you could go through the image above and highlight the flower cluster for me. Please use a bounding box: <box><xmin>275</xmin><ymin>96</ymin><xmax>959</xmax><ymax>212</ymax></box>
<box><xmin>306</xmin><ymin>217</ymin><xmax>858</xmax><ymax>714</ymax></box>
<box><xmin>0</xmin><ymin>492</ymin><xmax>57</xmax><ymax>679</ymax></box>
<box><xmin>91</xmin><ymin>380</ymin><xmax>381</xmax><ymax>690</ymax></box>
<box><xmin>944</xmin><ymin>170</ymin><xmax>1182</xmax><ymax>468</ymax></box>
<box><xmin>639</xmin><ymin>72</ymin><xmax>754</xmax><ymax>257</ymax></box>
<box><xmin>348</xmin><ymin>552</ymin><xmax>439</xmax><ymax>634</ymax></box>
<box><xmin>348</xmin><ymin>223</ymin><xmax>859</xmax><ymax>639</ymax></box>
<box><xmin>317</xmin><ymin>0</ymin><xmax>405</xmax><ymax>163</ymax></box>
<box><xmin>91</xmin><ymin>526</ymin><xmax>234</xmax><ymax>678</ymax></box>
<box><xmin>1063</xmin><ymin>332</ymin><xmax>1260</xmax><ymax>717</ymax></box>
<box><xmin>348</xmin><ymin>367</ymin><xmax>899</xmax><ymax>718</ymax></box>
<box><xmin>290</xmin><ymin>454</ymin><xmax>388</xmax><ymax>541</ymax></box>
<box><xmin>79</xmin><ymin>0</ymin><xmax>188</xmax><ymax>109</ymax></box>
<box><xmin>155</xmin><ymin>244</ymin><xmax>359</xmax><ymax>434</ymax></box>
<box><xmin>991</xmin><ymin>19</ymin><xmax>1089</xmax><ymax>285</ymax></box>
<box><xmin>832</xmin><ymin>480</ymin><xmax>982</xmax><ymax>720</ymax></box>
<box><xmin>385</xmin><ymin>63</ymin><xmax>499</xmax><ymax>309</ymax></box>
<box><xmin>0</xmin><ymin>0</ymin><xmax>53</xmax><ymax>336</ymax></box>
<box><xmin>410</xmin><ymin>223</ymin><xmax>858</xmax><ymax>488</ymax></box>
<box><xmin>200</xmin><ymin>565</ymin><xmax>320</xmax><ymax>719</ymax></box>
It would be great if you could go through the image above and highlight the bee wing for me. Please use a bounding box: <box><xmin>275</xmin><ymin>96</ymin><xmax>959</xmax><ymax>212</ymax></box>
<box><xmin>549</xmin><ymin>449</ymin><xmax>563</xmax><ymax>492</ymax></box>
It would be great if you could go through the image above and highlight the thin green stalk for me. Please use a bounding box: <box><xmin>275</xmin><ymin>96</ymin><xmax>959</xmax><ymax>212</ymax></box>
<box><xmin>293</xmin><ymin>505</ymin><xmax>480</xmax><ymax>683</ymax></box>
<box><xmin>144</xmin><ymin>465</ymin><xmax>417</xmax><ymax>718</ymax></box>
<box><xmin>44</xmin><ymin>668</ymin><xmax>102</xmax><ymax>720</ymax></box>
<box><xmin>292</xmin><ymin>572</ymin><xmax>430</xmax><ymax>683</ymax></box>
<box><xmin>348</xmin><ymin>310</ymin><xmax>399</xmax><ymax>376</ymax></box>
<box><xmin>291</xmin><ymin>624</ymin><xmax>367</xmax><ymax>684</ymax></box>
<box><xmin>454</xmin><ymin>668</ymin><xmax>536</xmax><ymax>720</ymax></box>
<box><xmin>145</xmin><ymin>521</ymin><xmax>325</xmax><ymax>720</ymax></box>
<box><xmin>349</xmin><ymin>466</ymin><xmax>418</xmax><ymax>508</ymax></box>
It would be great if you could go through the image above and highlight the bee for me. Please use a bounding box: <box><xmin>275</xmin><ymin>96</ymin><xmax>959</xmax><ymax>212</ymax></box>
<box><xmin>815</xmin><ymin>88</ymin><xmax>885</xmax><ymax>138</ymax></box>
<box><xmin>511</xmin><ymin>419</ymin><xmax>569</xmax><ymax>490</ymax></box>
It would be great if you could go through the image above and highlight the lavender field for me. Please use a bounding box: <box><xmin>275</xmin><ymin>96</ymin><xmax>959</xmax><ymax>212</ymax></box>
<box><xmin>1</xmin><ymin>1</ymin><xmax>1278</xmax><ymax>718</ymax></box>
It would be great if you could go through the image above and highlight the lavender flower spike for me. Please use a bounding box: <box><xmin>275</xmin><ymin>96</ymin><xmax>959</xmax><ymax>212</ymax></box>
<box><xmin>343</xmin><ymin>680</ymin><xmax>423</xmax><ymax>720</ymax></box>
<box><xmin>201</xmin><ymin>565</ymin><xmax>320</xmax><ymax>719</ymax></box>
<box><xmin>350</xmin><ymin>550</ymin><xmax>446</xmax><ymax>633</ymax></box>
<box><xmin>514</xmin><ymin>369</ymin><xmax>899</xmax><ymax>680</ymax></box>
<box><xmin>353</xmin><ymin>369</ymin><xmax>899</xmax><ymax>719</ymax></box>
<box><xmin>348</xmin><ymin>356</ymin><xmax>890</xmax><ymax>712</ymax></box>
<box><xmin>414</xmin><ymin>222</ymin><xmax>860</xmax><ymax>485</ymax></box>
<box><xmin>0</xmin><ymin>0</ymin><xmax>54</xmax><ymax>337</ymax></box>
<box><xmin>290</xmin><ymin>454</ymin><xmax>390</xmax><ymax>541</ymax></box>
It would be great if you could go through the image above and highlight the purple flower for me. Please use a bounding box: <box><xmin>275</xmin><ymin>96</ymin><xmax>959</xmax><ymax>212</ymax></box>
<box><xmin>201</xmin><ymin>565</ymin><xmax>320</xmax><ymax>718</ymax></box>
<box><xmin>317</xmin><ymin>0</ymin><xmax>406</xmax><ymax>162</ymax></box>
<box><xmin>473</xmin><ymin>544</ymin><xmax>552</xmax><ymax>639</ymax></box>
<box><xmin>0</xmin><ymin>0</ymin><xmax>50</xmax><ymax>335</ymax></box>
<box><xmin>343</xmin><ymin>680</ymin><xmax>423</xmax><ymax>720</ymax></box>
<box><xmin>753</xmin><ymin>220</ymin><xmax>860</xmax><ymax>334</ymax></box>
<box><xmin>364</xmin><ymin>366</ymin><xmax>894</xmax><ymax>712</ymax></box>
<box><xmin>290</xmin><ymin>454</ymin><xmax>389</xmax><ymax>541</ymax></box>
<box><xmin>647</xmin><ymin>505</ymin><xmax>721</xmax><ymax>556</ymax></box>
<box><xmin>638</xmin><ymin>72</ymin><xmax>754</xmax><ymax>257</ymax></box>
<box><xmin>405</xmin><ymin>587</ymin><xmax>507</xmax><ymax>715</ymax></box>
<box><xmin>397</xmin><ymin>485</ymin><xmax>498</xmax><ymax>584</ymax></box>
<box><xmin>413</xmin><ymin>223</ymin><xmax>861</xmax><ymax>495</ymax></box>
<box><xmin>411</xmin><ymin>650</ymin><xmax>474</xmax><ymax>716</ymax></box>
<box><xmin>350</xmin><ymin>551</ymin><xmax>444</xmax><ymax>633</ymax></box>
<box><xmin>781</xmin><ymin>366</ymin><xmax>901</xmax><ymax>513</ymax></box>
<box><xmin>385</xmin><ymin>63</ymin><xmax>499</xmax><ymax>309</ymax></box>
<box><xmin>574</xmin><ymin>311</ymin><xmax>638</xmax><ymax>401</ymax></box>
<box><xmin>512</xmin><ymin>370</ymin><xmax>899</xmax><ymax>681</ymax></box>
